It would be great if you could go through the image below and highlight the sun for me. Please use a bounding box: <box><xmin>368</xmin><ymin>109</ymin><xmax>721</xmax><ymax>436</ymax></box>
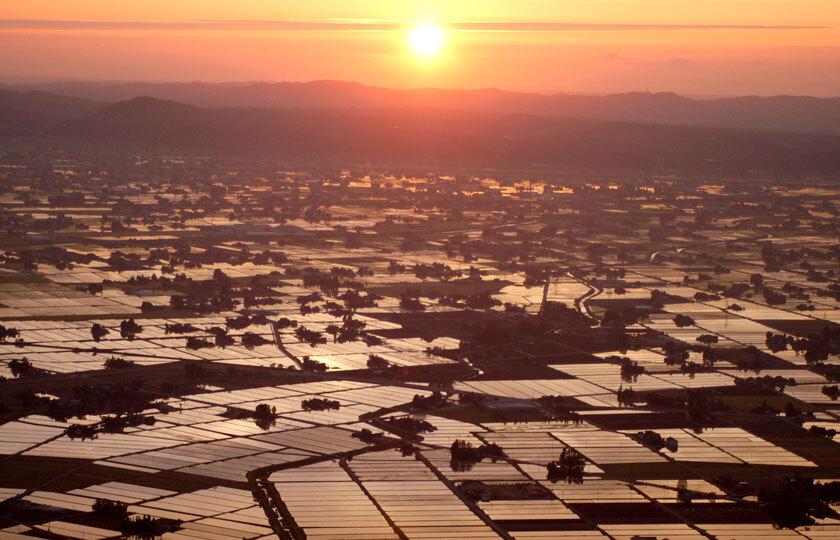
<box><xmin>409</xmin><ymin>23</ymin><xmax>444</xmax><ymax>57</ymax></box>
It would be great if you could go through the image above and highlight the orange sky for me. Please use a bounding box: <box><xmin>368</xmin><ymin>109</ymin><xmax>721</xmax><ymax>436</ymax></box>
<box><xmin>2</xmin><ymin>1</ymin><xmax>839</xmax><ymax>96</ymax></box>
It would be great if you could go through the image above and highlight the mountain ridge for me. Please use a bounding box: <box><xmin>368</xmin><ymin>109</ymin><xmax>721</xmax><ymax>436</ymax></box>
<box><xmin>10</xmin><ymin>80</ymin><xmax>840</xmax><ymax>136</ymax></box>
<box><xmin>39</xmin><ymin>95</ymin><xmax>840</xmax><ymax>177</ymax></box>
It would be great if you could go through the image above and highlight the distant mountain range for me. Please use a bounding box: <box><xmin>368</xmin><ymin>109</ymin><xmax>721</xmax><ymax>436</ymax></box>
<box><xmin>9</xmin><ymin>80</ymin><xmax>840</xmax><ymax>136</ymax></box>
<box><xmin>2</xmin><ymin>84</ymin><xmax>840</xmax><ymax>177</ymax></box>
<box><xmin>0</xmin><ymin>89</ymin><xmax>101</xmax><ymax>135</ymax></box>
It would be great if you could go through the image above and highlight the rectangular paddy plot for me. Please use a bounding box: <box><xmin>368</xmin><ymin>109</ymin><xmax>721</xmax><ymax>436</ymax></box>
<box><xmin>270</xmin><ymin>460</ymin><xmax>399</xmax><ymax>539</ymax></box>
<box><xmin>347</xmin><ymin>452</ymin><xmax>503</xmax><ymax>539</ymax></box>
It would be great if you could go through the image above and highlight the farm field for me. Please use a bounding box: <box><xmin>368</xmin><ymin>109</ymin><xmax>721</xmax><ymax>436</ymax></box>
<box><xmin>2</xmin><ymin>157</ymin><xmax>840</xmax><ymax>539</ymax></box>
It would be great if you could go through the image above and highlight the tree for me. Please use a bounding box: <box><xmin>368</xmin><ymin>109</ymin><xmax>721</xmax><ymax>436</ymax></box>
<box><xmin>295</xmin><ymin>326</ymin><xmax>327</xmax><ymax>347</ymax></box>
<box><xmin>302</xmin><ymin>398</ymin><xmax>340</xmax><ymax>411</ymax></box>
<box><xmin>241</xmin><ymin>332</ymin><xmax>271</xmax><ymax>350</ymax></box>
<box><xmin>547</xmin><ymin>448</ymin><xmax>586</xmax><ymax>484</ymax></box>
<box><xmin>0</xmin><ymin>325</ymin><xmax>20</xmax><ymax>342</ymax></box>
<box><xmin>92</xmin><ymin>498</ymin><xmax>128</xmax><ymax>519</ymax></box>
<box><xmin>758</xmin><ymin>477</ymin><xmax>840</xmax><ymax>529</ymax></box>
<box><xmin>119</xmin><ymin>319</ymin><xmax>143</xmax><ymax>340</ymax></box>
<box><xmin>91</xmin><ymin>323</ymin><xmax>110</xmax><ymax>342</ymax></box>
<box><xmin>325</xmin><ymin>324</ymin><xmax>341</xmax><ymax>342</ymax></box>
<box><xmin>822</xmin><ymin>385</ymin><xmax>839</xmax><ymax>401</ymax></box>
<box><xmin>673</xmin><ymin>314</ymin><xmax>696</xmax><ymax>328</ymax></box>
<box><xmin>619</xmin><ymin>358</ymin><xmax>644</xmax><ymax>383</ymax></box>
<box><xmin>253</xmin><ymin>403</ymin><xmax>278</xmax><ymax>430</ymax></box>
<box><xmin>765</xmin><ymin>332</ymin><xmax>788</xmax><ymax>353</ymax></box>
<box><xmin>367</xmin><ymin>354</ymin><xmax>389</xmax><ymax>371</ymax></box>
<box><xmin>399</xmin><ymin>294</ymin><xmax>425</xmax><ymax>312</ymax></box>
<box><xmin>104</xmin><ymin>356</ymin><xmax>135</xmax><ymax>369</ymax></box>
<box><xmin>213</xmin><ymin>331</ymin><xmax>235</xmax><ymax>349</ymax></box>
<box><xmin>186</xmin><ymin>336</ymin><xmax>214</xmax><ymax>350</ymax></box>
<box><xmin>9</xmin><ymin>357</ymin><xmax>35</xmax><ymax>378</ymax></box>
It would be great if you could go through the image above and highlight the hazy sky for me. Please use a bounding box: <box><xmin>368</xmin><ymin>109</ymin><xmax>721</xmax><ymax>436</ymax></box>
<box><xmin>2</xmin><ymin>1</ymin><xmax>840</xmax><ymax>96</ymax></box>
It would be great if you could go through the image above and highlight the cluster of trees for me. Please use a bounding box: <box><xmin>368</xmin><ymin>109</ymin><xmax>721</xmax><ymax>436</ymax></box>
<box><xmin>169</xmin><ymin>293</ymin><xmax>238</xmax><ymax>314</ymax></box>
<box><xmin>436</xmin><ymin>292</ymin><xmax>501</xmax><ymax>311</ymax></box>
<box><xmin>301</xmin><ymin>356</ymin><xmax>328</xmax><ymax>372</ymax></box>
<box><xmin>301</xmin><ymin>398</ymin><xmax>340</xmax><ymax>411</ymax></box>
<box><xmin>397</xmin><ymin>440</ymin><xmax>417</xmax><ymax>456</ymax></box>
<box><xmin>103</xmin><ymin>356</ymin><xmax>135</xmax><ymax>369</ymax></box>
<box><xmin>226</xmin><ymin>313</ymin><xmax>270</xmax><ymax>330</ymax></box>
<box><xmin>412</xmin><ymin>262</ymin><xmax>461</xmax><ymax>281</ymax></box>
<box><xmin>45</xmin><ymin>380</ymin><xmax>170</xmax><ymax>423</ymax></box>
<box><xmin>410</xmin><ymin>391</ymin><xmax>448</xmax><ymax>410</ymax></box>
<box><xmin>353</xmin><ymin>428</ymin><xmax>386</xmax><ymax>444</ymax></box>
<box><xmin>244</xmin><ymin>295</ymin><xmax>283</xmax><ymax>309</ymax></box>
<box><xmin>12</xmin><ymin>245</ymin><xmax>97</xmax><ymax>271</ymax></box>
<box><xmin>649</xmin><ymin>289</ymin><xmax>686</xmax><ymax>309</ymax></box>
<box><xmin>696</xmin><ymin>334</ymin><xmax>718</xmax><ymax>344</ymax></box>
<box><xmin>535</xmin><ymin>395</ymin><xmax>582</xmax><ymax>424</ymax></box>
<box><xmin>662</xmin><ymin>341</ymin><xmax>718</xmax><ymax>375</ymax></box>
<box><xmin>8</xmin><ymin>357</ymin><xmax>44</xmax><ymax>378</ymax></box>
<box><xmin>765</xmin><ymin>328</ymin><xmax>840</xmax><ymax>365</ymax></box>
<box><xmin>813</xmin><ymin>363</ymin><xmax>840</xmax><ymax>382</ymax></box>
<box><xmin>185</xmin><ymin>336</ymin><xmax>214</xmax><ymax>350</ymax></box>
<box><xmin>295</xmin><ymin>326</ymin><xmax>327</xmax><ymax>347</ymax></box>
<box><xmin>91</xmin><ymin>323</ymin><xmax>110</xmax><ymax>342</ymax></box>
<box><xmin>245</xmin><ymin>404</ymin><xmax>273</xmax><ymax>430</ymax></box>
<box><xmin>686</xmin><ymin>389</ymin><xmax>726</xmax><ymax>425</ymax></box>
<box><xmin>763</xmin><ymin>288</ymin><xmax>787</xmax><ymax>306</ymax></box>
<box><xmin>387</xmin><ymin>260</ymin><xmax>407</xmax><ymax>276</ymax></box>
<box><xmin>92</xmin><ymin>498</ymin><xmax>128</xmax><ymax>518</ymax></box>
<box><xmin>120</xmin><ymin>514</ymin><xmax>182</xmax><ymax>539</ymax></box>
<box><xmin>707</xmin><ymin>281</ymin><xmax>751</xmax><ymax>299</ymax></box>
<box><xmin>758</xmin><ymin>477</ymin><xmax>840</xmax><ymax>529</ymax></box>
<box><xmin>207</xmin><ymin>327</ymin><xmax>235</xmax><ymax>348</ymax></box>
<box><xmin>750</xmin><ymin>399</ymin><xmax>810</xmax><ymax>420</ymax></box>
<box><xmin>185</xmin><ymin>323</ymin><xmax>274</xmax><ymax>350</ymax></box>
<box><xmin>0</xmin><ymin>324</ymin><xmax>20</xmax><ymax>342</ymax></box>
<box><xmin>367</xmin><ymin>354</ymin><xmax>389</xmax><ymax>371</ymax></box>
<box><xmin>605</xmin><ymin>355</ymin><xmax>645</xmax><ymax>383</ymax></box>
<box><xmin>449</xmin><ymin>439</ymin><xmax>506</xmax><ymax>472</ymax></box>
<box><xmin>241</xmin><ymin>332</ymin><xmax>272</xmax><ymax>350</ymax></box>
<box><xmin>324</xmin><ymin>316</ymin><xmax>379</xmax><ymax>346</ymax></box>
<box><xmin>540</xmin><ymin>301</ymin><xmax>595</xmax><ymax>328</ymax></box>
<box><xmin>108</xmin><ymin>245</ymin><xmax>287</xmax><ymax>274</ymax></box>
<box><xmin>301</xmin><ymin>269</ymin><xmax>361</xmax><ymax>295</ymax></box>
<box><xmin>66</xmin><ymin>413</ymin><xmax>156</xmax><ymax>440</ymax></box>
<box><xmin>642</xmin><ymin>389</ymin><xmax>726</xmax><ymax>427</ymax></box>
<box><xmin>120</xmin><ymin>270</ymin><xmax>287</xmax><ymax>314</ymax></box>
<box><xmin>810</xmin><ymin>425</ymin><xmax>837</xmax><ymax>439</ymax></box>
<box><xmin>617</xmin><ymin>386</ymin><xmax>639</xmax><ymax>407</ymax></box>
<box><xmin>673</xmin><ymin>314</ymin><xmax>696</xmax><ymax>328</ymax></box>
<box><xmin>119</xmin><ymin>319</ymin><xmax>143</xmax><ymax>340</ymax></box>
<box><xmin>546</xmin><ymin>448</ymin><xmax>586</xmax><ymax>484</ymax></box>
<box><xmin>165</xmin><ymin>322</ymin><xmax>199</xmax><ymax>334</ymax></box>
<box><xmin>734</xmin><ymin>375</ymin><xmax>797</xmax><ymax>392</ymax></box>
<box><xmin>399</xmin><ymin>293</ymin><xmax>425</xmax><ymax>312</ymax></box>
<box><xmin>632</xmin><ymin>430</ymin><xmax>679</xmax><ymax>452</ymax></box>
<box><xmin>383</xmin><ymin>416</ymin><xmax>437</xmax><ymax>435</ymax></box>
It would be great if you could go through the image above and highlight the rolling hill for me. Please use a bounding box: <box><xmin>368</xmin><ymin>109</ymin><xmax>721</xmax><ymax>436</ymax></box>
<box><xmin>42</xmin><ymin>95</ymin><xmax>840</xmax><ymax>177</ymax></box>
<box><xmin>14</xmin><ymin>80</ymin><xmax>840</xmax><ymax>136</ymax></box>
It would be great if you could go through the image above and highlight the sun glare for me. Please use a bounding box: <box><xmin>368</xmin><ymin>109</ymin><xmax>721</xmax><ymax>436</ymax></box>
<box><xmin>409</xmin><ymin>23</ymin><xmax>444</xmax><ymax>57</ymax></box>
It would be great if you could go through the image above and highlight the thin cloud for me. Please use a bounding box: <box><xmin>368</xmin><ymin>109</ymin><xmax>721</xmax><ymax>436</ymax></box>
<box><xmin>0</xmin><ymin>19</ymin><xmax>828</xmax><ymax>32</ymax></box>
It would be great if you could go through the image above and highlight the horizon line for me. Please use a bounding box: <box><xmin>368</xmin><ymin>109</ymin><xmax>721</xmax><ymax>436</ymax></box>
<box><xmin>4</xmin><ymin>78</ymin><xmax>840</xmax><ymax>100</ymax></box>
